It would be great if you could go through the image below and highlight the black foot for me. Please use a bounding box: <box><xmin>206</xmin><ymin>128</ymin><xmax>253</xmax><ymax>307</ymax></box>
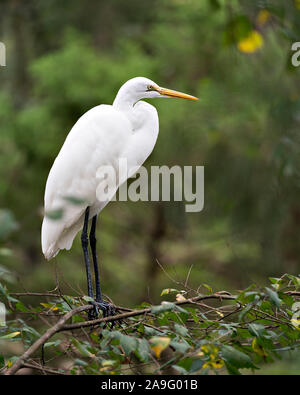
<box><xmin>88</xmin><ymin>300</ymin><xmax>118</xmax><ymax>327</ymax></box>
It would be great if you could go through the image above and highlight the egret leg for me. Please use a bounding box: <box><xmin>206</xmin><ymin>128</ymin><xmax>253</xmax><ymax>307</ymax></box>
<box><xmin>89</xmin><ymin>215</ymin><xmax>103</xmax><ymax>303</ymax></box>
<box><xmin>89</xmin><ymin>215</ymin><xmax>117</xmax><ymax>323</ymax></box>
<box><xmin>82</xmin><ymin>207</ymin><xmax>93</xmax><ymax>299</ymax></box>
<box><xmin>81</xmin><ymin>206</ymin><xmax>96</xmax><ymax>320</ymax></box>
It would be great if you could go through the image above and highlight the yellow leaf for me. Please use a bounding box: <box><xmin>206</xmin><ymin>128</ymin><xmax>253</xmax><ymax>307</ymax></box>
<box><xmin>201</xmin><ymin>345</ymin><xmax>210</xmax><ymax>354</ymax></box>
<box><xmin>7</xmin><ymin>360</ymin><xmax>12</xmax><ymax>368</ymax></box>
<box><xmin>150</xmin><ymin>337</ymin><xmax>171</xmax><ymax>359</ymax></box>
<box><xmin>176</xmin><ymin>293</ymin><xmax>186</xmax><ymax>301</ymax></box>
<box><xmin>237</xmin><ymin>31</ymin><xmax>263</xmax><ymax>53</ymax></box>
<box><xmin>203</xmin><ymin>358</ymin><xmax>224</xmax><ymax>370</ymax></box>
<box><xmin>40</xmin><ymin>303</ymin><xmax>58</xmax><ymax>311</ymax></box>
<box><xmin>2</xmin><ymin>331</ymin><xmax>21</xmax><ymax>339</ymax></box>
<box><xmin>252</xmin><ymin>338</ymin><xmax>267</xmax><ymax>356</ymax></box>
<box><xmin>291</xmin><ymin>318</ymin><xmax>300</xmax><ymax>329</ymax></box>
<box><xmin>256</xmin><ymin>10</ymin><xmax>271</xmax><ymax>26</ymax></box>
<box><xmin>99</xmin><ymin>367</ymin><xmax>110</xmax><ymax>372</ymax></box>
<box><xmin>101</xmin><ymin>360</ymin><xmax>116</xmax><ymax>367</ymax></box>
<box><xmin>201</xmin><ymin>344</ymin><xmax>218</xmax><ymax>357</ymax></box>
<box><xmin>202</xmin><ymin>283</ymin><xmax>213</xmax><ymax>293</ymax></box>
<box><xmin>211</xmin><ymin>359</ymin><xmax>224</xmax><ymax>369</ymax></box>
<box><xmin>160</xmin><ymin>288</ymin><xmax>178</xmax><ymax>296</ymax></box>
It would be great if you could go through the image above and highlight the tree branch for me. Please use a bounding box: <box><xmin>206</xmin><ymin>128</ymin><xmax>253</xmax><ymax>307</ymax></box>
<box><xmin>4</xmin><ymin>288</ymin><xmax>298</xmax><ymax>375</ymax></box>
<box><xmin>3</xmin><ymin>292</ymin><xmax>237</xmax><ymax>375</ymax></box>
<box><xmin>4</xmin><ymin>304</ymin><xmax>93</xmax><ymax>375</ymax></box>
<box><xmin>59</xmin><ymin>293</ymin><xmax>236</xmax><ymax>332</ymax></box>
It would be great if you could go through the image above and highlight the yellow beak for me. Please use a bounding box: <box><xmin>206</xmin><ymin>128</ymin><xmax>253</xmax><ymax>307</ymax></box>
<box><xmin>156</xmin><ymin>86</ymin><xmax>198</xmax><ymax>101</ymax></box>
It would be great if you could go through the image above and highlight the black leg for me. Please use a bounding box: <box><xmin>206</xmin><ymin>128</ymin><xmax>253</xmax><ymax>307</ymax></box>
<box><xmin>81</xmin><ymin>207</ymin><xmax>117</xmax><ymax>324</ymax></box>
<box><xmin>89</xmin><ymin>214</ymin><xmax>117</xmax><ymax>324</ymax></box>
<box><xmin>82</xmin><ymin>207</ymin><xmax>98</xmax><ymax>320</ymax></box>
<box><xmin>81</xmin><ymin>207</ymin><xmax>94</xmax><ymax>301</ymax></box>
<box><xmin>89</xmin><ymin>215</ymin><xmax>103</xmax><ymax>303</ymax></box>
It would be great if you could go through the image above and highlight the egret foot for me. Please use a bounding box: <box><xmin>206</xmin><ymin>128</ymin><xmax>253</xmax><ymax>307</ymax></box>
<box><xmin>88</xmin><ymin>300</ymin><xmax>117</xmax><ymax>326</ymax></box>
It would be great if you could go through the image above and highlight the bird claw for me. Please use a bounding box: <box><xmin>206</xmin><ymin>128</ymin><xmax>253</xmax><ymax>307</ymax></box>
<box><xmin>88</xmin><ymin>300</ymin><xmax>120</xmax><ymax>328</ymax></box>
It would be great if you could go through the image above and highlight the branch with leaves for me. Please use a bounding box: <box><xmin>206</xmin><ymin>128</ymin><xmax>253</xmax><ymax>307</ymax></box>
<box><xmin>0</xmin><ymin>274</ymin><xmax>300</xmax><ymax>375</ymax></box>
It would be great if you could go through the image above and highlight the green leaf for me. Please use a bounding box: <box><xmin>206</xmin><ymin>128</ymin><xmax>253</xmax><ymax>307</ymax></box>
<box><xmin>202</xmin><ymin>283</ymin><xmax>213</xmax><ymax>293</ymax></box>
<box><xmin>238</xmin><ymin>303</ymin><xmax>253</xmax><ymax>321</ymax></box>
<box><xmin>144</xmin><ymin>326</ymin><xmax>163</xmax><ymax>336</ymax></box>
<box><xmin>176</xmin><ymin>357</ymin><xmax>194</xmax><ymax>371</ymax></box>
<box><xmin>248</xmin><ymin>323</ymin><xmax>267</xmax><ymax>338</ymax></box>
<box><xmin>174</xmin><ymin>305</ymin><xmax>189</xmax><ymax>314</ymax></box>
<box><xmin>72</xmin><ymin>339</ymin><xmax>94</xmax><ymax>357</ymax></box>
<box><xmin>0</xmin><ymin>331</ymin><xmax>21</xmax><ymax>339</ymax></box>
<box><xmin>21</xmin><ymin>324</ymin><xmax>40</xmax><ymax>339</ymax></box>
<box><xmin>221</xmin><ymin>345</ymin><xmax>258</xmax><ymax>371</ymax></box>
<box><xmin>160</xmin><ymin>288</ymin><xmax>178</xmax><ymax>296</ymax></box>
<box><xmin>151</xmin><ymin>302</ymin><xmax>176</xmax><ymax>314</ymax></box>
<box><xmin>119</xmin><ymin>335</ymin><xmax>138</xmax><ymax>355</ymax></box>
<box><xmin>82</xmin><ymin>296</ymin><xmax>94</xmax><ymax>303</ymax></box>
<box><xmin>136</xmin><ymin>338</ymin><xmax>150</xmax><ymax>362</ymax></box>
<box><xmin>265</xmin><ymin>287</ymin><xmax>281</xmax><ymax>308</ymax></box>
<box><xmin>108</xmin><ymin>331</ymin><xmax>138</xmax><ymax>356</ymax></box>
<box><xmin>16</xmin><ymin>301</ymin><xmax>30</xmax><ymax>313</ymax></box>
<box><xmin>259</xmin><ymin>300</ymin><xmax>273</xmax><ymax>313</ymax></box>
<box><xmin>224</xmin><ymin>361</ymin><xmax>241</xmax><ymax>375</ymax></box>
<box><xmin>170</xmin><ymin>340</ymin><xmax>190</xmax><ymax>354</ymax></box>
<box><xmin>74</xmin><ymin>359</ymin><xmax>88</xmax><ymax>366</ymax></box>
<box><xmin>269</xmin><ymin>277</ymin><xmax>280</xmax><ymax>284</ymax></box>
<box><xmin>72</xmin><ymin>315</ymin><xmax>85</xmax><ymax>323</ymax></box>
<box><xmin>189</xmin><ymin>358</ymin><xmax>204</xmax><ymax>373</ymax></box>
<box><xmin>44</xmin><ymin>340</ymin><xmax>61</xmax><ymax>348</ymax></box>
<box><xmin>174</xmin><ymin>323</ymin><xmax>189</xmax><ymax>337</ymax></box>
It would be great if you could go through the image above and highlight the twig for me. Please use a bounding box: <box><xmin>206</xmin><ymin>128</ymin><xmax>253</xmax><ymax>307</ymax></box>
<box><xmin>4</xmin><ymin>304</ymin><xmax>93</xmax><ymax>375</ymax></box>
<box><xmin>21</xmin><ymin>362</ymin><xmax>66</xmax><ymax>375</ymax></box>
<box><xmin>10</xmin><ymin>292</ymin><xmax>62</xmax><ymax>298</ymax></box>
<box><xmin>59</xmin><ymin>293</ymin><xmax>236</xmax><ymax>332</ymax></box>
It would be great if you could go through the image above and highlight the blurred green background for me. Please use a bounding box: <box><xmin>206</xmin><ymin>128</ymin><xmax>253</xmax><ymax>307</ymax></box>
<box><xmin>0</xmin><ymin>0</ymin><xmax>299</xmax><ymax>372</ymax></box>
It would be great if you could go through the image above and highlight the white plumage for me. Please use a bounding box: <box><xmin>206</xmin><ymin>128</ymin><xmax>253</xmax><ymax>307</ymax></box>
<box><xmin>41</xmin><ymin>77</ymin><xmax>197</xmax><ymax>260</ymax></box>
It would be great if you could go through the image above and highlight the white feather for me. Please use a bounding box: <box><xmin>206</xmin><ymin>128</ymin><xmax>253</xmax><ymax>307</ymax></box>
<box><xmin>42</xmin><ymin>77</ymin><xmax>159</xmax><ymax>259</ymax></box>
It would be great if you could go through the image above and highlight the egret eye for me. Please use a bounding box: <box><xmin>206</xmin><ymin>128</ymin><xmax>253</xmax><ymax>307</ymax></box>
<box><xmin>147</xmin><ymin>85</ymin><xmax>154</xmax><ymax>92</ymax></box>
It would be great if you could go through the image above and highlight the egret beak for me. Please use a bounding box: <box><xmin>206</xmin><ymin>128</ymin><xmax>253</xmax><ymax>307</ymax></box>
<box><xmin>156</xmin><ymin>86</ymin><xmax>198</xmax><ymax>101</ymax></box>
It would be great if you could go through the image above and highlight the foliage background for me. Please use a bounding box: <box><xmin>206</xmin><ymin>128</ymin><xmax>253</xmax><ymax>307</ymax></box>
<box><xmin>0</xmin><ymin>0</ymin><xmax>300</xmax><ymax>374</ymax></box>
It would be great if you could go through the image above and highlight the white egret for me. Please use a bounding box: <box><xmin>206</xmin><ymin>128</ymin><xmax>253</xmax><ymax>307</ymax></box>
<box><xmin>41</xmin><ymin>77</ymin><xmax>198</xmax><ymax>318</ymax></box>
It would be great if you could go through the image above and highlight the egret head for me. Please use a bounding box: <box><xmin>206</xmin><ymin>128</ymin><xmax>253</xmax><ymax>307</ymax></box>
<box><xmin>113</xmin><ymin>77</ymin><xmax>198</xmax><ymax>108</ymax></box>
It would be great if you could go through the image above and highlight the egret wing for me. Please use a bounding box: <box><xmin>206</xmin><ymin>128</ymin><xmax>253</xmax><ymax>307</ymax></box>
<box><xmin>41</xmin><ymin>104</ymin><xmax>131</xmax><ymax>259</ymax></box>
